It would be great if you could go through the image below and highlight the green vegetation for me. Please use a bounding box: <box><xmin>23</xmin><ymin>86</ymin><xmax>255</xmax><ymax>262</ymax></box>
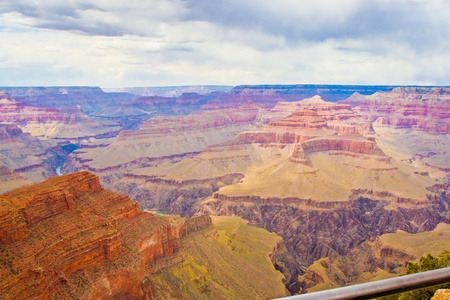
<box><xmin>379</xmin><ymin>250</ymin><xmax>450</xmax><ymax>300</ymax></box>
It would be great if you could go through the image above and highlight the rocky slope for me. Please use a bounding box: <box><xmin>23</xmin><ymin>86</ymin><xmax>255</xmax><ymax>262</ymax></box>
<box><xmin>295</xmin><ymin>223</ymin><xmax>450</xmax><ymax>293</ymax></box>
<box><xmin>63</xmin><ymin>101</ymin><xmax>267</xmax><ymax>191</ymax></box>
<box><xmin>0</xmin><ymin>172</ymin><xmax>286</xmax><ymax>299</ymax></box>
<box><xmin>0</xmin><ymin>164</ymin><xmax>31</xmax><ymax>194</ymax></box>
<box><xmin>0</xmin><ymin>92</ymin><xmax>122</xmax><ymax>140</ymax></box>
<box><xmin>114</xmin><ymin>97</ymin><xmax>432</xmax><ymax>213</ymax></box>
<box><xmin>0</xmin><ymin>87</ymin><xmax>134</xmax><ymax>115</ymax></box>
<box><xmin>107</xmin><ymin>95</ymin><xmax>450</xmax><ymax>294</ymax></box>
<box><xmin>339</xmin><ymin>87</ymin><xmax>450</xmax><ymax>173</ymax></box>
<box><xmin>151</xmin><ymin>215</ymin><xmax>287</xmax><ymax>299</ymax></box>
<box><xmin>0</xmin><ymin>123</ymin><xmax>74</xmax><ymax>192</ymax></box>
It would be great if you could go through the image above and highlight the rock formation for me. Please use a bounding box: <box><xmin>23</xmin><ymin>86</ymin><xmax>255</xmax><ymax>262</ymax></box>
<box><xmin>0</xmin><ymin>92</ymin><xmax>122</xmax><ymax>140</ymax></box>
<box><xmin>63</xmin><ymin>101</ymin><xmax>267</xmax><ymax>194</ymax></box>
<box><xmin>108</xmin><ymin>94</ymin><xmax>449</xmax><ymax>294</ymax></box>
<box><xmin>0</xmin><ymin>164</ymin><xmax>31</xmax><ymax>195</ymax></box>
<box><xmin>115</xmin><ymin>96</ymin><xmax>432</xmax><ymax>213</ymax></box>
<box><xmin>339</xmin><ymin>88</ymin><xmax>450</xmax><ymax>172</ymax></box>
<box><xmin>0</xmin><ymin>172</ymin><xmax>286</xmax><ymax>299</ymax></box>
<box><xmin>0</xmin><ymin>124</ymin><xmax>67</xmax><ymax>192</ymax></box>
<box><xmin>201</xmin><ymin>84</ymin><xmax>398</xmax><ymax>109</ymax></box>
<box><xmin>295</xmin><ymin>223</ymin><xmax>450</xmax><ymax>293</ymax></box>
<box><xmin>0</xmin><ymin>87</ymin><xmax>134</xmax><ymax>115</ymax></box>
<box><xmin>3</xmin><ymin>84</ymin><xmax>450</xmax><ymax>297</ymax></box>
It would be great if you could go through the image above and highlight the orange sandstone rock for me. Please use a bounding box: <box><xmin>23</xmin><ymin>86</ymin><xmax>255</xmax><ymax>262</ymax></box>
<box><xmin>0</xmin><ymin>172</ymin><xmax>212</xmax><ymax>299</ymax></box>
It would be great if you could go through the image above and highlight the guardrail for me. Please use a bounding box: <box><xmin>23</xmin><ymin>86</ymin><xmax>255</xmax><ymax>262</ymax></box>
<box><xmin>275</xmin><ymin>267</ymin><xmax>450</xmax><ymax>300</ymax></box>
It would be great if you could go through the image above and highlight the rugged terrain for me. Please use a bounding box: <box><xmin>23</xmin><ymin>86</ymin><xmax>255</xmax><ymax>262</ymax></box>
<box><xmin>201</xmin><ymin>84</ymin><xmax>399</xmax><ymax>109</ymax></box>
<box><xmin>2</xmin><ymin>84</ymin><xmax>450</xmax><ymax>296</ymax></box>
<box><xmin>0</xmin><ymin>91</ymin><xmax>122</xmax><ymax>140</ymax></box>
<box><xmin>0</xmin><ymin>172</ymin><xmax>286</xmax><ymax>299</ymax></box>
<box><xmin>0</xmin><ymin>123</ymin><xmax>73</xmax><ymax>192</ymax></box>
<box><xmin>62</xmin><ymin>101</ymin><xmax>267</xmax><ymax>194</ymax></box>
<box><xmin>102</xmin><ymin>89</ymin><xmax>450</xmax><ymax>293</ymax></box>
<box><xmin>339</xmin><ymin>87</ymin><xmax>450</xmax><ymax>172</ymax></box>
<box><xmin>296</xmin><ymin>223</ymin><xmax>450</xmax><ymax>293</ymax></box>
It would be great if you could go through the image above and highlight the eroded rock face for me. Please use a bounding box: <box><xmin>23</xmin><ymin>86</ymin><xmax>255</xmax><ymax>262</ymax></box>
<box><xmin>296</xmin><ymin>223</ymin><xmax>450</xmax><ymax>293</ymax></box>
<box><xmin>202</xmin><ymin>193</ymin><xmax>450</xmax><ymax>293</ymax></box>
<box><xmin>339</xmin><ymin>88</ymin><xmax>450</xmax><ymax>172</ymax></box>
<box><xmin>63</xmin><ymin>101</ymin><xmax>266</xmax><ymax>199</ymax></box>
<box><xmin>339</xmin><ymin>87</ymin><xmax>450</xmax><ymax>135</ymax></box>
<box><xmin>112</xmin><ymin>96</ymin><xmax>436</xmax><ymax>218</ymax></box>
<box><xmin>0</xmin><ymin>172</ymin><xmax>212</xmax><ymax>299</ymax></box>
<box><xmin>0</xmin><ymin>124</ymin><xmax>69</xmax><ymax>191</ymax></box>
<box><xmin>0</xmin><ymin>92</ymin><xmax>122</xmax><ymax>140</ymax></box>
<box><xmin>0</xmin><ymin>87</ymin><xmax>134</xmax><ymax>115</ymax></box>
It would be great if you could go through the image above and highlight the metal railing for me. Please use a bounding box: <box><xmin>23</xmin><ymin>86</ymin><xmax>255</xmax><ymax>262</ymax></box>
<box><xmin>275</xmin><ymin>267</ymin><xmax>450</xmax><ymax>300</ymax></box>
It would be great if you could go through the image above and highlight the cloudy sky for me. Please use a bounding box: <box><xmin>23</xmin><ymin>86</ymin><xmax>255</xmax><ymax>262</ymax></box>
<box><xmin>1</xmin><ymin>0</ymin><xmax>449</xmax><ymax>87</ymax></box>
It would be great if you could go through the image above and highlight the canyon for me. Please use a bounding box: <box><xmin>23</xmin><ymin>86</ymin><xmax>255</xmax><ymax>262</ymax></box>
<box><xmin>1</xmin><ymin>84</ymin><xmax>449</xmax><ymax>297</ymax></box>
<box><xmin>0</xmin><ymin>172</ymin><xmax>286</xmax><ymax>299</ymax></box>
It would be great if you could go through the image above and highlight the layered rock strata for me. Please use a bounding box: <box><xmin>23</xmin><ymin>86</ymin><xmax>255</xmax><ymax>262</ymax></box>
<box><xmin>0</xmin><ymin>172</ymin><xmax>286</xmax><ymax>299</ymax></box>
<box><xmin>339</xmin><ymin>88</ymin><xmax>450</xmax><ymax>172</ymax></box>
<box><xmin>201</xmin><ymin>84</ymin><xmax>398</xmax><ymax>109</ymax></box>
<box><xmin>0</xmin><ymin>124</ymin><xmax>71</xmax><ymax>191</ymax></box>
<box><xmin>63</xmin><ymin>102</ymin><xmax>266</xmax><ymax>194</ymax></box>
<box><xmin>0</xmin><ymin>92</ymin><xmax>122</xmax><ymax>139</ymax></box>
<box><xmin>203</xmin><ymin>191</ymin><xmax>450</xmax><ymax>293</ymax></box>
<box><xmin>295</xmin><ymin>223</ymin><xmax>450</xmax><ymax>293</ymax></box>
<box><xmin>0</xmin><ymin>87</ymin><xmax>134</xmax><ymax>115</ymax></box>
<box><xmin>113</xmin><ymin>97</ymin><xmax>436</xmax><ymax>218</ymax></box>
<box><xmin>0</xmin><ymin>172</ymin><xmax>213</xmax><ymax>299</ymax></box>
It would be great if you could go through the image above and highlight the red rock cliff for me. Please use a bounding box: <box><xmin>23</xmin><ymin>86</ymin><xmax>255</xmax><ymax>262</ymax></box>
<box><xmin>0</xmin><ymin>172</ymin><xmax>211</xmax><ymax>299</ymax></box>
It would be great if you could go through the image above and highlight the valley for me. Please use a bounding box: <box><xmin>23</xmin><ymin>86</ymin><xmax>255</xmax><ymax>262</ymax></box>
<box><xmin>1</xmin><ymin>84</ymin><xmax>449</xmax><ymax>298</ymax></box>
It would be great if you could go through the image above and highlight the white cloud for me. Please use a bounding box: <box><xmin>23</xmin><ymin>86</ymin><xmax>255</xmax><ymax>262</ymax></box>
<box><xmin>0</xmin><ymin>0</ymin><xmax>449</xmax><ymax>87</ymax></box>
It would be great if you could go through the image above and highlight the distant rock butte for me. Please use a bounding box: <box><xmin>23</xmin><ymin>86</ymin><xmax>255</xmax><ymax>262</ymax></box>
<box><xmin>261</xmin><ymin>96</ymin><xmax>374</xmax><ymax>135</ymax></box>
<box><xmin>339</xmin><ymin>87</ymin><xmax>450</xmax><ymax>169</ymax></box>
<box><xmin>119</xmin><ymin>96</ymin><xmax>434</xmax><ymax>212</ymax></box>
<box><xmin>0</xmin><ymin>171</ymin><xmax>214</xmax><ymax>299</ymax></box>
<box><xmin>339</xmin><ymin>87</ymin><xmax>450</xmax><ymax>135</ymax></box>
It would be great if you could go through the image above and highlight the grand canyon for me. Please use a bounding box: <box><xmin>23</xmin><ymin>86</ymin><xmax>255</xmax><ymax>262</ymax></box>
<box><xmin>1</xmin><ymin>85</ymin><xmax>449</xmax><ymax>299</ymax></box>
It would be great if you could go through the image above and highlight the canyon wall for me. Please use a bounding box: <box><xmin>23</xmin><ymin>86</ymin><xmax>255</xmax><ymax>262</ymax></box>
<box><xmin>202</xmin><ymin>192</ymin><xmax>450</xmax><ymax>293</ymax></box>
<box><xmin>0</xmin><ymin>172</ymin><xmax>211</xmax><ymax>299</ymax></box>
<box><xmin>3</xmin><ymin>85</ymin><xmax>450</xmax><ymax>296</ymax></box>
<box><xmin>0</xmin><ymin>172</ymin><xmax>286</xmax><ymax>299</ymax></box>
